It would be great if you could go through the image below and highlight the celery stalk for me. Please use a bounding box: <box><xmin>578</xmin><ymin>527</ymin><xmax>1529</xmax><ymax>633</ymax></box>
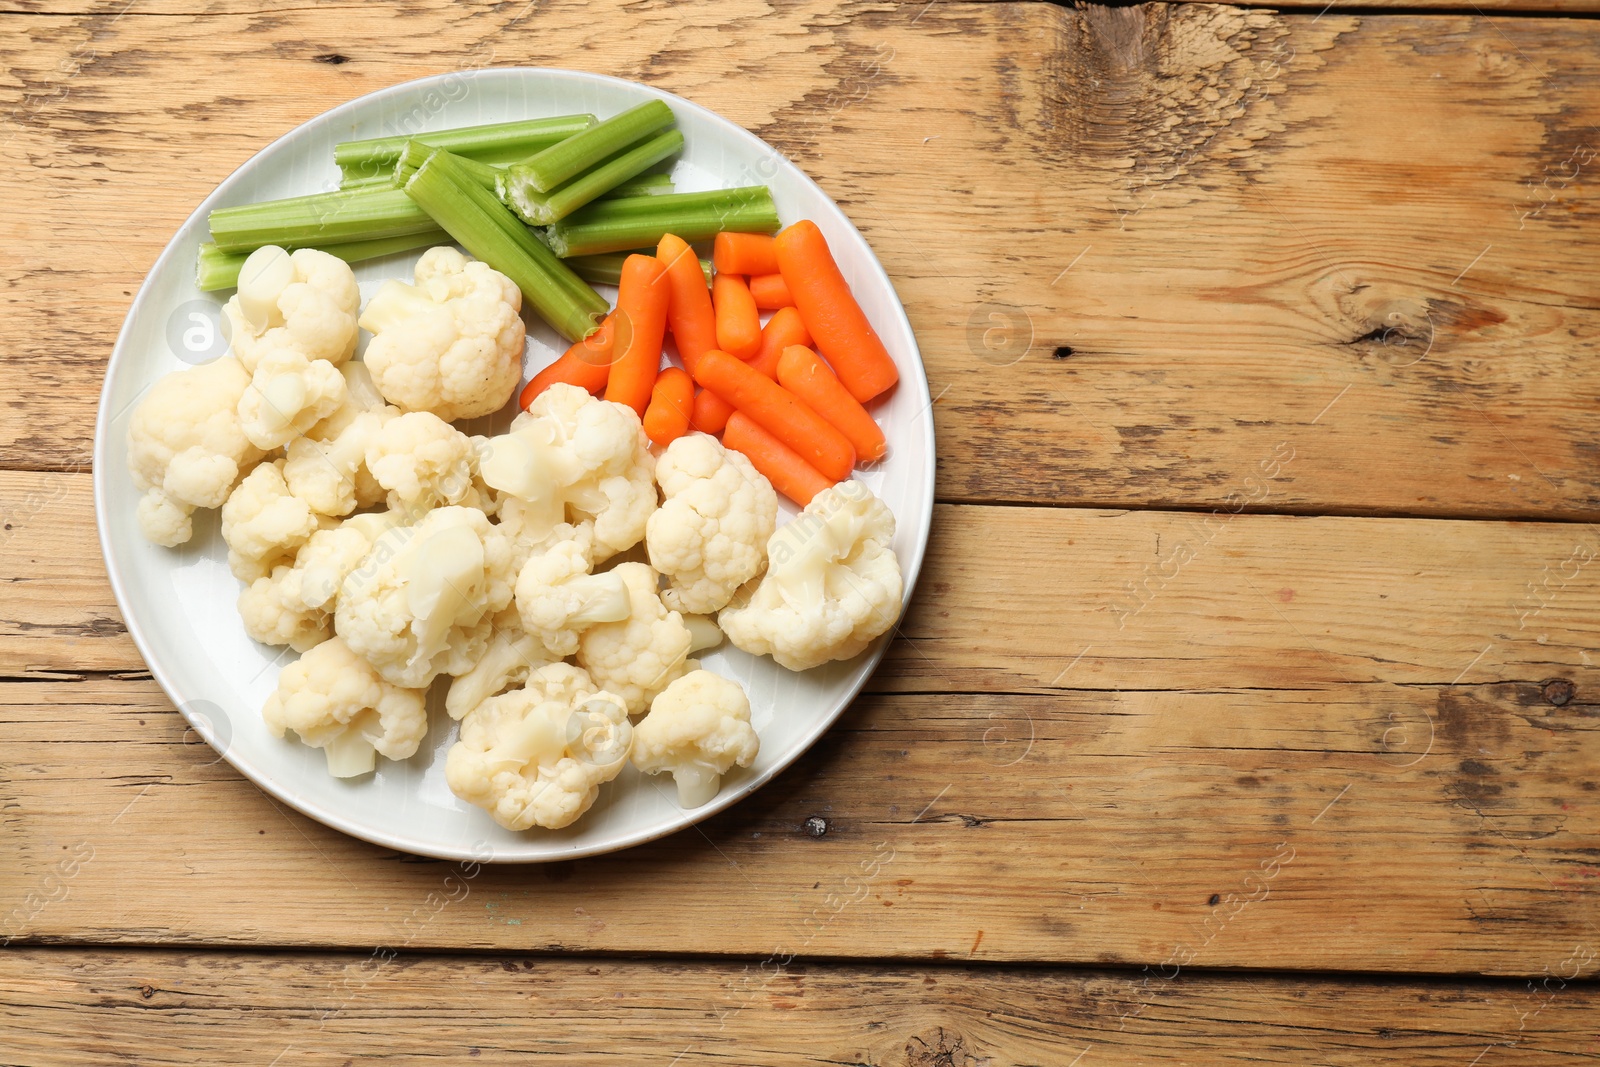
<box><xmin>568</xmin><ymin>252</ymin><xmax>711</xmax><ymax>287</ymax></box>
<box><xmin>403</xmin><ymin>148</ymin><xmax>606</xmax><ymax>342</ymax></box>
<box><xmin>334</xmin><ymin>115</ymin><xmax>596</xmax><ymax>186</ymax></box>
<box><xmin>545</xmin><ymin>186</ymin><xmax>779</xmax><ymax>258</ymax></box>
<box><xmin>194</xmin><ymin>230</ymin><xmax>451</xmax><ymax>291</ymax></box>
<box><xmin>207</xmin><ymin>188</ymin><xmax>439</xmax><ymax>254</ymax></box>
<box><xmin>501</xmin><ymin>129</ymin><xmax>684</xmax><ymax>226</ymax></box>
<box><xmin>516</xmin><ymin>99</ymin><xmax>675</xmax><ymax>194</ymax></box>
<box><xmin>395</xmin><ymin>140</ymin><xmax>503</xmax><ymax>191</ymax></box>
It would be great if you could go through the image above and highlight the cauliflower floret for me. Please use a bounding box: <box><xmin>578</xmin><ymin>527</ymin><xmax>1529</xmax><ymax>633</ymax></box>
<box><xmin>126</xmin><ymin>355</ymin><xmax>265</xmax><ymax>546</ymax></box>
<box><xmin>646</xmin><ymin>433</ymin><xmax>777</xmax><ymax>615</ymax></box>
<box><xmin>262</xmin><ymin>636</ymin><xmax>428</xmax><ymax>778</ymax></box>
<box><xmin>240</xmin><ymin>512</ymin><xmax>401</xmax><ymax>648</ymax></box>
<box><xmin>720</xmin><ymin>481</ymin><xmax>903</xmax><ymax>671</ymax></box>
<box><xmin>284</xmin><ymin>364</ymin><xmax>396</xmax><ymax>516</ymax></box>
<box><xmin>335</xmin><ymin>505</ymin><xmax>514</xmax><ymax>689</ymax></box>
<box><xmin>478</xmin><ymin>384</ymin><xmax>657</xmax><ymax>565</ymax></box>
<box><xmin>514</xmin><ymin>539</ymin><xmax>631</xmax><ymax>658</ymax></box>
<box><xmin>359</xmin><ymin>246</ymin><xmax>526</xmax><ymax>422</ymax></box>
<box><xmin>237</xmin><ymin>563</ymin><xmax>331</xmax><ymax>652</ymax></box>
<box><xmin>575</xmin><ymin>561</ymin><xmax>692</xmax><ymax>716</ymax></box>
<box><xmin>236</xmin><ymin>335</ymin><xmax>349</xmax><ymax>451</ymax></box>
<box><xmin>632</xmin><ymin>670</ymin><xmax>760</xmax><ymax>807</ymax></box>
<box><xmin>444</xmin><ymin>609</ymin><xmax>550</xmax><ymax>720</ymax></box>
<box><xmin>220</xmin><ymin>459</ymin><xmax>320</xmax><ymax>582</ymax></box>
<box><xmin>364</xmin><ymin>410</ymin><xmax>476</xmax><ymax>517</ymax></box>
<box><xmin>445</xmin><ymin>662</ymin><xmax>632</xmax><ymax>830</ymax></box>
<box><xmin>284</xmin><ymin>409</ymin><xmax>394</xmax><ymax>517</ymax></box>
<box><xmin>224</xmin><ymin>246</ymin><xmax>360</xmax><ymax>372</ymax></box>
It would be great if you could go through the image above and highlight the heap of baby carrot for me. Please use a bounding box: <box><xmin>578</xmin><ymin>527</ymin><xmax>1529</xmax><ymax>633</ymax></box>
<box><xmin>519</xmin><ymin>219</ymin><xmax>898</xmax><ymax>507</ymax></box>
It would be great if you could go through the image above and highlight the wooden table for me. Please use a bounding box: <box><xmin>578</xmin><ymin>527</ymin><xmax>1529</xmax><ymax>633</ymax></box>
<box><xmin>3</xmin><ymin>0</ymin><xmax>1598</xmax><ymax>1061</ymax></box>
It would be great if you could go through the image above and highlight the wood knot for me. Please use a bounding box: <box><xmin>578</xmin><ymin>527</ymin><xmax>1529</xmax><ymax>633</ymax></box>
<box><xmin>905</xmin><ymin>1026</ymin><xmax>979</xmax><ymax>1067</ymax></box>
<box><xmin>1542</xmin><ymin>679</ymin><xmax>1576</xmax><ymax>707</ymax></box>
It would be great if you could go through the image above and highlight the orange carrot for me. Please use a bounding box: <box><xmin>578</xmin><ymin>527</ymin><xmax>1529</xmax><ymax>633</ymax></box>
<box><xmin>748</xmin><ymin>272</ymin><xmax>794</xmax><ymax>310</ymax></box>
<box><xmin>519</xmin><ymin>315</ymin><xmax>616</xmax><ymax>408</ymax></box>
<box><xmin>747</xmin><ymin>305</ymin><xmax>813</xmax><ymax>380</ymax></box>
<box><xmin>723</xmin><ymin>412</ymin><xmax>832</xmax><ymax>507</ymax></box>
<box><xmin>604</xmin><ymin>254</ymin><xmax>669</xmax><ymax>416</ymax></box>
<box><xmin>690</xmin><ymin>387</ymin><xmax>734</xmax><ymax>435</ymax></box>
<box><xmin>712</xmin><ymin>273</ymin><xmax>762</xmax><ymax>360</ymax></box>
<box><xmin>776</xmin><ymin>345</ymin><xmax>887</xmax><ymax>464</ymax></box>
<box><xmin>692</xmin><ymin>350</ymin><xmax>855</xmax><ymax>482</ymax></box>
<box><xmin>643</xmin><ymin>366</ymin><xmax>695</xmax><ymax>447</ymax></box>
<box><xmin>712</xmin><ymin>232</ymin><xmax>779</xmax><ymax>277</ymax></box>
<box><xmin>774</xmin><ymin>220</ymin><xmax>899</xmax><ymax>403</ymax></box>
<box><xmin>657</xmin><ymin>232</ymin><xmax>717</xmax><ymax>375</ymax></box>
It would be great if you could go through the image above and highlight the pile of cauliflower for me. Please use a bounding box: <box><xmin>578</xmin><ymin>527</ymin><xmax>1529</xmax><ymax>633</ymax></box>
<box><xmin>127</xmin><ymin>245</ymin><xmax>905</xmax><ymax>831</ymax></box>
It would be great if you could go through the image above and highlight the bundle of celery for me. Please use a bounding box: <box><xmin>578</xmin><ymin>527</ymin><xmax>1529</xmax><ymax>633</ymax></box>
<box><xmin>196</xmin><ymin>98</ymin><xmax>780</xmax><ymax>342</ymax></box>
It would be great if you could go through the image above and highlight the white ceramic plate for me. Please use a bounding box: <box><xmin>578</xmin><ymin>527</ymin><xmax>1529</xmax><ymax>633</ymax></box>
<box><xmin>94</xmin><ymin>68</ymin><xmax>934</xmax><ymax>862</ymax></box>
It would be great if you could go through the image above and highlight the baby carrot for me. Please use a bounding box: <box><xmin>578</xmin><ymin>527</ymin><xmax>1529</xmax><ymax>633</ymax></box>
<box><xmin>657</xmin><ymin>232</ymin><xmax>717</xmax><ymax>375</ymax></box>
<box><xmin>519</xmin><ymin>314</ymin><xmax>616</xmax><ymax>408</ymax></box>
<box><xmin>776</xmin><ymin>345</ymin><xmax>887</xmax><ymax>464</ymax></box>
<box><xmin>747</xmin><ymin>305</ymin><xmax>813</xmax><ymax>379</ymax></box>
<box><xmin>774</xmin><ymin>220</ymin><xmax>899</xmax><ymax>403</ymax></box>
<box><xmin>723</xmin><ymin>412</ymin><xmax>832</xmax><ymax>507</ymax></box>
<box><xmin>712</xmin><ymin>273</ymin><xmax>762</xmax><ymax>360</ymax></box>
<box><xmin>713</xmin><ymin>232</ymin><xmax>779</xmax><ymax>276</ymax></box>
<box><xmin>690</xmin><ymin>388</ymin><xmax>734</xmax><ymax>435</ymax></box>
<box><xmin>748</xmin><ymin>272</ymin><xmax>794</xmax><ymax>310</ymax></box>
<box><xmin>604</xmin><ymin>253</ymin><xmax>670</xmax><ymax>416</ymax></box>
<box><xmin>693</xmin><ymin>350</ymin><xmax>855</xmax><ymax>482</ymax></box>
<box><xmin>643</xmin><ymin>366</ymin><xmax>695</xmax><ymax>447</ymax></box>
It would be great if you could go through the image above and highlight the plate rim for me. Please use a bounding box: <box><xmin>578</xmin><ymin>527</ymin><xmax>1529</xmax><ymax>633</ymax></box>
<box><xmin>92</xmin><ymin>66</ymin><xmax>936</xmax><ymax>863</ymax></box>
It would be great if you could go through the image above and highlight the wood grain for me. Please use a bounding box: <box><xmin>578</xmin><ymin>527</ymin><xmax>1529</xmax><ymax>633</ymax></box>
<box><xmin>2</xmin><ymin>3</ymin><xmax>1600</xmax><ymax>518</ymax></box>
<box><xmin>3</xmin><ymin>669</ymin><xmax>1596</xmax><ymax>974</ymax></box>
<box><xmin>12</xmin><ymin>471</ymin><xmax>1600</xmax><ymax>692</ymax></box>
<box><xmin>5</xmin><ymin>948</ymin><xmax>1600</xmax><ymax>1066</ymax></box>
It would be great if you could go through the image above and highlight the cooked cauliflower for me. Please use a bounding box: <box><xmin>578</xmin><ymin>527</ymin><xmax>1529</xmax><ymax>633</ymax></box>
<box><xmin>444</xmin><ymin>609</ymin><xmax>550</xmax><ymax>721</ymax></box>
<box><xmin>126</xmin><ymin>355</ymin><xmax>265</xmax><ymax>547</ymax></box>
<box><xmin>364</xmin><ymin>410</ymin><xmax>477</xmax><ymax>517</ymax></box>
<box><xmin>445</xmin><ymin>662</ymin><xmax>632</xmax><ymax>830</ymax></box>
<box><xmin>359</xmin><ymin>246</ymin><xmax>526</xmax><ymax>422</ymax></box>
<box><xmin>514</xmin><ymin>539</ymin><xmax>631</xmax><ymax>658</ymax></box>
<box><xmin>236</xmin><ymin>336</ymin><xmax>349</xmax><ymax>451</ymax></box>
<box><xmin>238</xmin><ymin>563</ymin><xmax>331</xmax><ymax>651</ymax></box>
<box><xmin>224</xmin><ymin>246</ymin><xmax>360</xmax><ymax>372</ymax></box>
<box><xmin>719</xmin><ymin>481</ymin><xmax>903</xmax><ymax>671</ymax></box>
<box><xmin>237</xmin><ymin>511</ymin><xmax>401</xmax><ymax>650</ymax></box>
<box><xmin>479</xmin><ymin>384</ymin><xmax>656</xmax><ymax>566</ymax></box>
<box><xmin>646</xmin><ymin>433</ymin><xmax>777</xmax><ymax>614</ymax></box>
<box><xmin>283</xmin><ymin>363</ymin><xmax>395</xmax><ymax>516</ymax></box>
<box><xmin>335</xmin><ymin>505</ymin><xmax>514</xmax><ymax>689</ymax></box>
<box><xmin>575</xmin><ymin>562</ymin><xmax>692</xmax><ymax>716</ymax></box>
<box><xmin>632</xmin><ymin>670</ymin><xmax>760</xmax><ymax>807</ymax></box>
<box><xmin>220</xmin><ymin>459</ymin><xmax>321</xmax><ymax>582</ymax></box>
<box><xmin>262</xmin><ymin>636</ymin><xmax>428</xmax><ymax>778</ymax></box>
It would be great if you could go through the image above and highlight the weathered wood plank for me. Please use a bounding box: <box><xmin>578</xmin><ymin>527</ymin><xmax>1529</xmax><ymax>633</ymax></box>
<box><xmin>4</xmin><ymin>947</ymin><xmax>1599</xmax><ymax>1066</ymax></box>
<box><xmin>3</xmin><ymin>2</ymin><xmax>1600</xmax><ymax>518</ymax></box>
<box><xmin>3</xmin><ymin>673</ymin><xmax>1595</xmax><ymax>974</ymax></box>
<box><xmin>3</xmin><ymin>4</ymin><xmax>1600</xmax><ymax>518</ymax></box>
<box><xmin>12</xmin><ymin>471</ymin><xmax>1600</xmax><ymax>693</ymax></box>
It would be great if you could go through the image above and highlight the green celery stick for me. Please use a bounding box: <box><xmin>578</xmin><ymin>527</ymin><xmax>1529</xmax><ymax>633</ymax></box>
<box><xmin>501</xmin><ymin>129</ymin><xmax>684</xmax><ymax>226</ymax></box>
<box><xmin>403</xmin><ymin>148</ymin><xmax>606</xmax><ymax>342</ymax></box>
<box><xmin>515</xmin><ymin>99</ymin><xmax>675</xmax><ymax>194</ymax></box>
<box><xmin>334</xmin><ymin>114</ymin><xmax>596</xmax><ymax>185</ymax></box>
<box><xmin>207</xmin><ymin>187</ymin><xmax>439</xmax><ymax>254</ymax></box>
<box><xmin>545</xmin><ymin>186</ymin><xmax>779</xmax><ymax>258</ymax></box>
